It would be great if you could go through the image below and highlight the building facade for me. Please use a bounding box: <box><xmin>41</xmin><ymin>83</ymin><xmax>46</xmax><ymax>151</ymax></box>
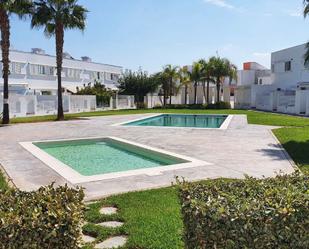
<box><xmin>235</xmin><ymin>43</ymin><xmax>309</xmax><ymax>116</ymax></box>
<box><xmin>0</xmin><ymin>48</ymin><xmax>122</xmax><ymax>95</ymax></box>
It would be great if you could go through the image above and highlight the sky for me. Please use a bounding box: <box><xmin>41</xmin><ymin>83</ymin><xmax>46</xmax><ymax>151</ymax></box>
<box><xmin>9</xmin><ymin>0</ymin><xmax>309</xmax><ymax>73</ymax></box>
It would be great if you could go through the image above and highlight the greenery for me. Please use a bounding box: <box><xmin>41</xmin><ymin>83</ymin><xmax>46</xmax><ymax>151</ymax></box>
<box><xmin>274</xmin><ymin>127</ymin><xmax>309</xmax><ymax>174</ymax></box>
<box><xmin>0</xmin><ymin>170</ymin><xmax>8</xmax><ymax>191</ymax></box>
<box><xmin>30</xmin><ymin>0</ymin><xmax>87</xmax><ymax>121</ymax></box>
<box><xmin>83</xmin><ymin>187</ymin><xmax>183</xmax><ymax>249</ymax></box>
<box><xmin>178</xmin><ymin>173</ymin><xmax>309</xmax><ymax>249</ymax></box>
<box><xmin>76</xmin><ymin>82</ymin><xmax>114</xmax><ymax>107</ymax></box>
<box><xmin>153</xmin><ymin>102</ymin><xmax>231</xmax><ymax>110</ymax></box>
<box><xmin>0</xmin><ymin>184</ymin><xmax>85</xmax><ymax>249</ymax></box>
<box><xmin>118</xmin><ymin>70</ymin><xmax>160</xmax><ymax>108</ymax></box>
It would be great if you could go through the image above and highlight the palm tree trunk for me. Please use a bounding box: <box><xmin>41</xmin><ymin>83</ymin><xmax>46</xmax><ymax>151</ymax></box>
<box><xmin>206</xmin><ymin>80</ymin><xmax>210</xmax><ymax>104</ymax></box>
<box><xmin>169</xmin><ymin>78</ymin><xmax>172</xmax><ymax>105</ymax></box>
<box><xmin>202</xmin><ymin>80</ymin><xmax>206</xmax><ymax>104</ymax></box>
<box><xmin>184</xmin><ymin>85</ymin><xmax>187</xmax><ymax>104</ymax></box>
<box><xmin>194</xmin><ymin>81</ymin><xmax>197</xmax><ymax>105</ymax></box>
<box><xmin>0</xmin><ymin>10</ymin><xmax>10</xmax><ymax>124</ymax></box>
<box><xmin>216</xmin><ymin>81</ymin><xmax>220</xmax><ymax>103</ymax></box>
<box><xmin>55</xmin><ymin>22</ymin><xmax>64</xmax><ymax>121</ymax></box>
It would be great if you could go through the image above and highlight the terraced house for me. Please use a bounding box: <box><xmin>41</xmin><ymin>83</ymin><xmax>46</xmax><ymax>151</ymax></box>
<box><xmin>0</xmin><ymin>48</ymin><xmax>122</xmax><ymax>95</ymax></box>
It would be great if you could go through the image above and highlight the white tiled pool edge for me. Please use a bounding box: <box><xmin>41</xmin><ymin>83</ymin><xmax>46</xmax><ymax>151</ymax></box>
<box><xmin>112</xmin><ymin>114</ymin><xmax>234</xmax><ymax>130</ymax></box>
<box><xmin>20</xmin><ymin>136</ymin><xmax>210</xmax><ymax>184</ymax></box>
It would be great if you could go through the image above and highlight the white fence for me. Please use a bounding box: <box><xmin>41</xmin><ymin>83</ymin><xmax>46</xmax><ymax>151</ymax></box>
<box><xmin>0</xmin><ymin>94</ymin><xmax>96</xmax><ymax>118</ymax></box>
<box><xmin>235</xmin><ymin>84</ymin><xmax>309</xmax><ymax>116</ymax></box>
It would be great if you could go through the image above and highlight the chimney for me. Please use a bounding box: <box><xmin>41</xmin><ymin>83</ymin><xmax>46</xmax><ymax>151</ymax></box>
<box><xmin>63</xmin><ymin>52</ymin><xmax>73</xmax><ymax>59</ymax></box>
<box><xmin>31</xmin><ymin>48</ymin><xmax>45</xmax><ymax>55</ymax></box>
<box><xmin>81</xmin><ymin>56</ymin><xmax>92</xmax><ymax>62</ymax></box>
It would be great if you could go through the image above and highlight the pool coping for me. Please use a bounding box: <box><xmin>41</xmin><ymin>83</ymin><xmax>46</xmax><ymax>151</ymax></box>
<box><xmin>19</xmin><ymin>136</ymin><xmax>211</xmax><ymax>184</ymax></box>
<box><xmin>111</xmin><ymin>113</ymin><xmax>234</xmax><ymax>130</ymax></box>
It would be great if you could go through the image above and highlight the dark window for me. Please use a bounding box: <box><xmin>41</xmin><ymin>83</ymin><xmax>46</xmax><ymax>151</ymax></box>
<box><xmin>271</xmin><ymin>64</ymin><xmax>275</xmax><ymax>73</ymax></box>
<box><xmin>285</xmin><ymin>61</ymin><xmax>291</xmax><ymax>72</ymax></box>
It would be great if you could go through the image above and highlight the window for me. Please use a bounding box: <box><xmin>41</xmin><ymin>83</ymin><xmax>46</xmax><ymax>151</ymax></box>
<box><xmin>30</xmin><ymin>64</ymin><xmax>54</xmax><ymax>75</ymax></box>
<box><xmin>259</xmin><ymin>79</ymin><xmax>263</xmax><ymax>85</ymax></box>
<box><xmin>285</xmin><ymin>61</ymin><xmax>291</xmax><ymax>72</ymax></box>
<box><xmin>9</xmin><ymin>62</ymin><xmax>23</xmax><ymax>74</ymax></box>
<box><xmin>67</xmin><ymin>68</ymin><xmax>81</xmax><ymax>79</ymax></box>
<box><xmin>111</xmin><ymin>73</ymin><xmax>119</xmax><ymax>81</ymax></box>
<box><xmin>271</xmin><ymin>64</ymin><xmax>275</xmax><ymax>73</ymax></box>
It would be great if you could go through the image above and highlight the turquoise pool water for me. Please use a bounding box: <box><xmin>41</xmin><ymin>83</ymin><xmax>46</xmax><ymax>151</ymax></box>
<box><xmin>124</xmin><ymin>114</ymin><xmax>227</xmax><ymax>128</ymax></box>
<box><xmin>35</xmin><ymin>138</ymin><xmax>187</xmax><ymax>176</ymax></box>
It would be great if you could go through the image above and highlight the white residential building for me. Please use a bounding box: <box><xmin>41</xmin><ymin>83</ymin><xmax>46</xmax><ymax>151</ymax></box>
<box><xmin>0</xmin><ymin>48</ymin><xmax>122</xmax><ymax>95</ymax></box>
<box><xmin>235</xmin><ymin>43</ymin><xmax>309</xmax><ymax>115</ymax></box>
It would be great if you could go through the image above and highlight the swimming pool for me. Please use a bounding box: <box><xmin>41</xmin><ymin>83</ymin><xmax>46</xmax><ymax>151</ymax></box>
<box><xmin>20</xmin><ymin>137</ymin><xmax>207</xmax><ymax>183</ymax></box>
<box><xmin>123</xmin><ymin>114</ymin><xmax>229</xmax><ymax>128</ymax></box>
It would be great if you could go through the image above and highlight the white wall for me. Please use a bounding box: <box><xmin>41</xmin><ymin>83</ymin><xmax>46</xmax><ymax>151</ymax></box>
<box><xmin>271</xmin><ymin>43</ymin><xmax>309</xmax><ymax>89</ymax></box>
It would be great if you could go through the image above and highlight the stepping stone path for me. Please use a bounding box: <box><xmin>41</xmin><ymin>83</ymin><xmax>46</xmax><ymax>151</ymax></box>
<box><xmin>99</xmin><ymin>207</ymin><xmax>118</xmax><ymax>215</ymax></box>
<box><xmin>98</xmin><ymin>221</ymin><xmax>124</xmax><ymax>228</ymax></box>
<box><xmin>95</xmin><ymin>236</ymin><xmax>128</xmax><ymax>249</ymax></box>
<box><xmin>82</xmin><ymin>234</ymin><xmax>96</xmax><ymax>243</ymax></box>
<box><xmin>96</xmin><ymin>206</ymin><xmax>127</xmax><ymax>248</ymax></box>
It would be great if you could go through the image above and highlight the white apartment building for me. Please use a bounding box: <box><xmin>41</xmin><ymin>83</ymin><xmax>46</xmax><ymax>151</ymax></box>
<box><xmin>0</xmin><ymin>48</ymin><xmax>122</xmax><ymax>95</ymax></box>
<box><xmin>235</xmin><ymin>43</ymin><xmax>309</xmax><ymax>115</ymax></box>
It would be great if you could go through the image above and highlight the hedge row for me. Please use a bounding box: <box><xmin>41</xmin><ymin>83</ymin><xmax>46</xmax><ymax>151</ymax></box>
<box><xmin>153</xmin><ymin>102</ymin><xmax>231</xmax><ymax>110</ymax></box>
<box><xmin>0</xmin><ymin>184</ymin><xmax>85</xmax><ymax>249</ymax></box>
<box><xmin>178</xmin><ymin>173</ymin><xmax>309</xmax><ymax>249</ymax></box>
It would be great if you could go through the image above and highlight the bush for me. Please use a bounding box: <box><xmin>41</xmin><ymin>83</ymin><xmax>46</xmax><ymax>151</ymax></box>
<box><xmin>206</xmin><ymin>101</ymin><xmax>231</xmax><ymax>109</ymax></box>
<box><xmin>178</xmin><ymin>173</ymin><xmax>309</xmax><ymax>249</ymax></box>
<box><xmin>152</xmin><ymin>102</ymin><xmax>231</xmax><ymax>110</ymax></box>
<box><xmin>0</xmin><ymin>184</ymin><xmax>85</xmax><ymax>249</ymax></box>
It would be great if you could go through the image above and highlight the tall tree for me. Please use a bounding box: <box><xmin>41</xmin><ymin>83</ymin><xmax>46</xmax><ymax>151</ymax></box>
<box><xmin>304</xmin><ymin>0</ymin><xmax>309</xmax><ymax>64</ymax></box>
<box><xmin>199</xmin><ymin>59</ymin><xmax>214</xmax><ymax>104</ymax></box>
<box><xmin>163</xmin><ymin>64</ymin><xmax>179</xmax><ymax>105</ymax></box>
<box><xmin>31</xmin><ymin>0</ymin><xmax>87</xmax><ymax>121</ymax></box>
<box><xmin>0</xmin><ymin>0</ymin><xmax>32</xmax><ymax>124</ymax></box>
<box><xmin>187</xmin><ymin>62</ymin><xmax>202</xmax><ymax>105</ymax></box>
<box><xmin>208</xmin><ymin>56</ymin><xmax>237</xmax><ymax>103</ymax></box>
<box><xmin>118</xmin><ymin>70</ymin><xmax>160</xmax><ymax>108</ymax></box>
<box><xmin>178</xmin><ymin>66</ymin><xmax>190</xmax><ymax>104</ymax></box>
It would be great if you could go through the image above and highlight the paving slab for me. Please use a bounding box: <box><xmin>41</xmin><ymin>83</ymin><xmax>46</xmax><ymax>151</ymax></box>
<box><xmin>82</xmin><ymin>234</ymin><xmax>96</xmax><ymax>243</ymax></box>
<box><xmin>99</xmin><ymin>207</ymin><xmax>118</xmax><ymax>215</ymax></box>
<box><xmin>98</xmin><ymin>221</ymin><xmax>124</xmax><ymax>228</ymax></box>
<box><xmin>0</xmin><ymin>114</ymin><xmax>295</xmax><ymax>199</ymax></box>
<box><xmin>95</xmin><ymin>236</ymin><xmax>127</xmax><ymax>249</ymax></box>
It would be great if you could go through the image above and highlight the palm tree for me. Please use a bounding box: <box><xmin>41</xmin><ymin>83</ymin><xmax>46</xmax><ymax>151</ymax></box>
<box><xmin>198</xmin><ymin>59</ymin><xmax>214</xmax><ymax>104</ymax></box>
<box><xmin>178</xmin><ymin>66</ymin><xmax>190</xmax><ymax>104</ymax></box>
<box><xmin>187</xmin><ymin>62</ymin><xmax>202</xmax><ymax>105</ymax></box>
<box><xmin>208</xmin><ymin>56</ymin><xmax>237</xmax><ymax>103</ymax></box>
<box><xmin>163</xmin><ymin>65</ymin><xmax>179</xmax><ymax>105</ymax></box>
<box><xmin>0</xmin><ymin>0</ymin><xmax>32</xmax><ymax>124</ymax></box>
<box><xmin>31</xmin><ymin>0</ymin><xmax>87</xmax><ymax>121</ymax></box>
<box><xmin>304</xmin><ymin>0</ymin><xmax>309</xmax><ymax>64</ymax></box>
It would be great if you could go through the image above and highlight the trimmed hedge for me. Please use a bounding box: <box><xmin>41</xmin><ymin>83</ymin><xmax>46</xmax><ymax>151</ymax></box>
<box><xmin>0</xmin><ymin>184</ymin><xmax>85</xmax><ymax>249</ymax></box>
<box><xmin>178</xmin><ymin>173</ymin><xmax>309</xmax><ymax>249</ymax></box>
<box><xmin>153</xmin><ymin>102</ymin><xmax>231</xmax><ymax>110</ymax></box>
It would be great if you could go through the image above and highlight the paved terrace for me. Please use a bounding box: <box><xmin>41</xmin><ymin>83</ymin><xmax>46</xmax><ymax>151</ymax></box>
<box><xmin>0</xmin><ymin>114</ymin><xmax>295</xmax><ymax>200</ymax></box>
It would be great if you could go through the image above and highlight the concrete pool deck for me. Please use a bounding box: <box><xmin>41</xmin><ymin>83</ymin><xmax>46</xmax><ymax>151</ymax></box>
<box><xmin>0</xmin><ymin>114</ymin><xmax>295</xmax><ymax>200</ymax></box>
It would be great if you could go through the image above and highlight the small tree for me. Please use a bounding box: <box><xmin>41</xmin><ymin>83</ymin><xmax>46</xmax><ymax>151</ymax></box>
<box><xmin>118</xmin><ymin>70</ymin><xmax>159</xmax><ymax>108</ymax></box>
<box><xmin>31</xmin><ymin>0</ymin><xmax>87</xmax><ymax>121</ymax></box>
<box><xmin>76</xmin><ymin>81</ymin><xmax>114</xmax><ymax>107</ymax></box>
<box><xmin>0</xmin><ymin>0</ymin><xmax>32</xmax><ymax>124</ymax></box>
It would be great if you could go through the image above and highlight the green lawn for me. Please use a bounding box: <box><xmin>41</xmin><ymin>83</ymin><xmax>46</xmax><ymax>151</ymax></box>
<box><xmin>3</xmin><ymin>109</ymin><xmax>309</xmax><ymax>248</ymax></box>
<box><xmin>83</xmin><ymin>187</ymin><xmax>183</xmax><ymax>249</ymax></box>
<box><xmin>11</xmin><ymin>108</ymin><xmax>309</xmax><ymax>127</ymax></box>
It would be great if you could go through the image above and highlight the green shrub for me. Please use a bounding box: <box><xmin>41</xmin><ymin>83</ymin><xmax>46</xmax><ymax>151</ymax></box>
<box><xmin>0</xmin><ymin>184</ymin><xmax>85</xmax><ymax>249</ymax></box>
<box><xmin>178</xmin><ymin>173</ymin><xmax>309</xmax><ymax>249</ymax></box>
<box><xmin>206</xmin><ymin>101</ymin><xmax>231</xmax><ymax>109</ymax></box>
<box><xmin>152</xmin><ymin>102</ymin><xmax>231</xmax><ymax>110</ymax></box>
